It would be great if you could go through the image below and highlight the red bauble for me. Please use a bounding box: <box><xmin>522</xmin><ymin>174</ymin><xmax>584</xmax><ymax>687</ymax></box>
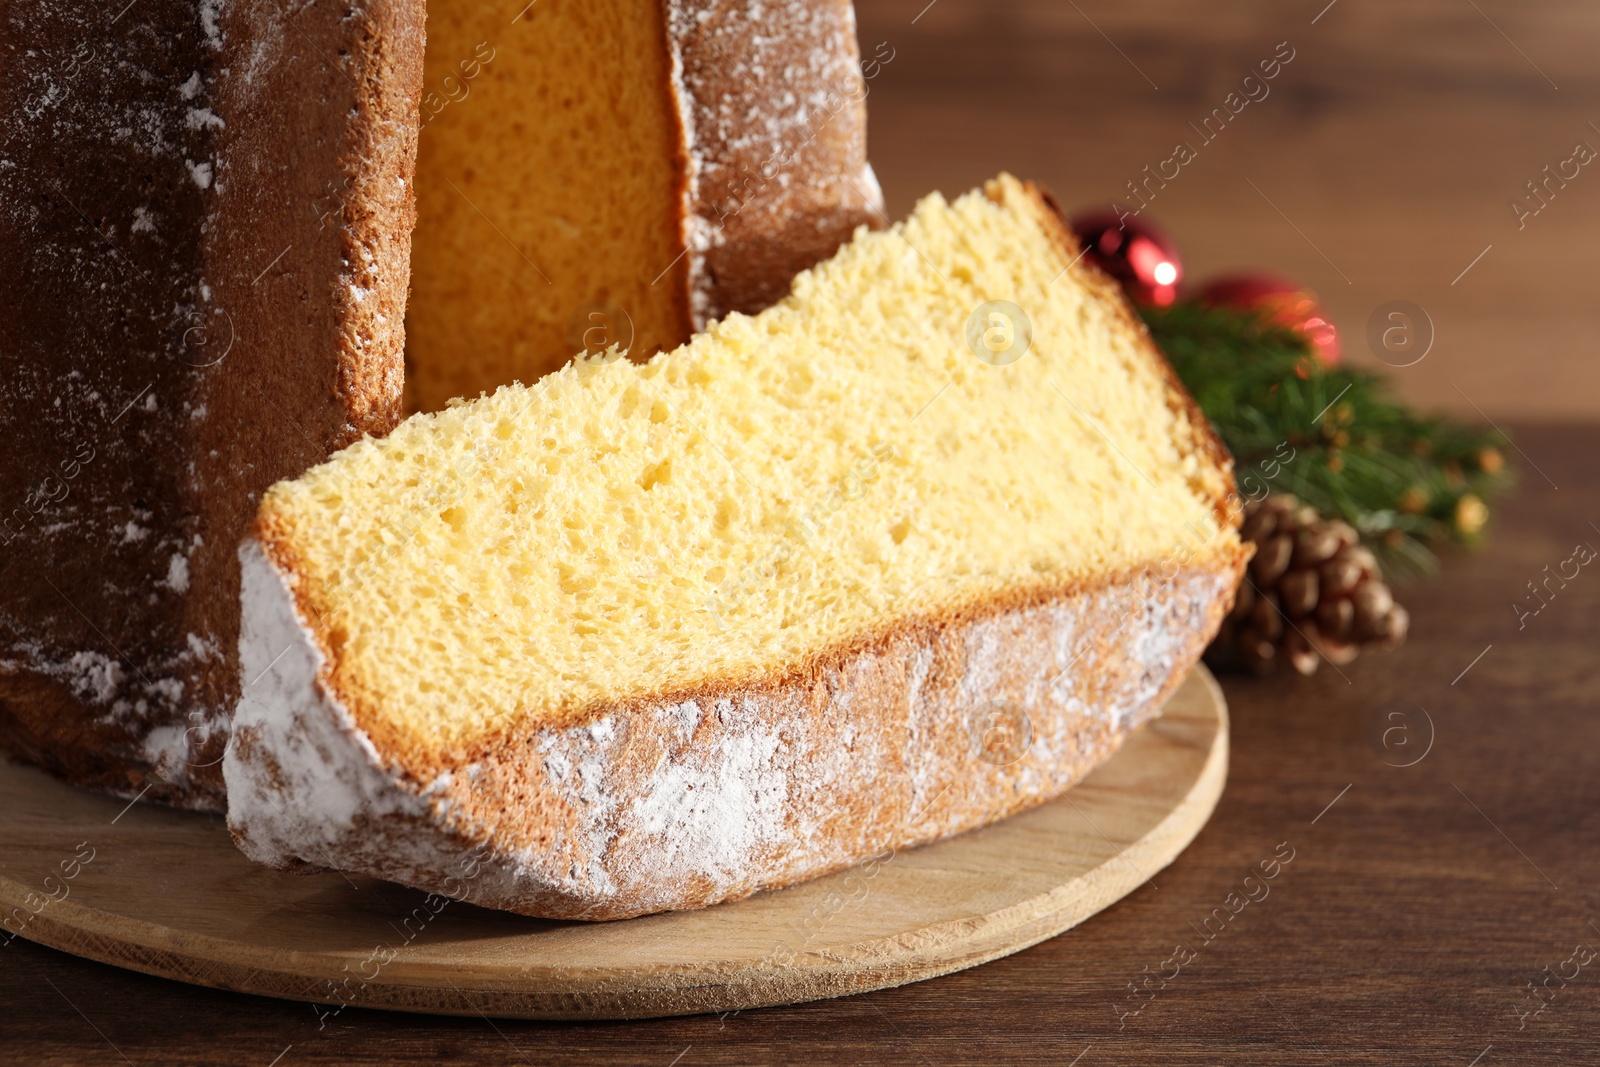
<box><xmin>1069</xmin><ymin>211</ymin><xmax>1183</xmax><ymax>307</ymax></box>
<box><xmin>1197</xmin><ymin>274</ymin><xmax>1341</xmax><ymax>367</ymax></box>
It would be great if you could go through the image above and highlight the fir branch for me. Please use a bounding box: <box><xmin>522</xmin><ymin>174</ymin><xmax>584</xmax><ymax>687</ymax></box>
<box><xmin>1142</xmin><ymin>302</ymin><xmax>1515</xmax><ymax>576</ymax></box>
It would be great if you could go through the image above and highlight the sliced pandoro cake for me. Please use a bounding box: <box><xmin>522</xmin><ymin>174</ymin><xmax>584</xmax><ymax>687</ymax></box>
<box><xmin>224</xmin><ymin>174</ymin><xmax>1249</xmax><ymax>920</ymax></box>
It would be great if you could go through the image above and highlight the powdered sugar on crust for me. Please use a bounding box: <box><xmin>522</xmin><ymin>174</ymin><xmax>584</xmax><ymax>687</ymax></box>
<box><xmin>663</xmin><ymin>0</ymin><xmax>884</xmax><ymax>326</ymax></box>
<box><xmin>632</xmin><ymin>704</ymin><xmax>788</xmax><ymax>882</ymax></box>
<box><xmin>0</xmin><ymin>2</ymin><xmax>230</xmax><ymax>806</ymax></box>
<box><xmin>227</xmin><ymin>542</ymin><xmax>536</xmax><ymax>904</ymax></box>
<box><xmin>226</xmin><ymin>538</ymin><xmax>1236</xmax><ymax>920</ymax></box>
<box><xmin>227</xmin><ymin>541</ymin><xmax>428</xmax><ymax>859</ymax></box>
<box><xmin>1</xmin><ymin>0</ymin><xmax>419</xmax><ymax>810</ymax></box>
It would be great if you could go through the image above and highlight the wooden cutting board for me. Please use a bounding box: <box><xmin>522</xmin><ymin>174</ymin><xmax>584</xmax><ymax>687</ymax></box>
<box><xmin>0</xmin><ymin>666</ymin><xmax>1226</xmax><ymax>1020</ymax></box>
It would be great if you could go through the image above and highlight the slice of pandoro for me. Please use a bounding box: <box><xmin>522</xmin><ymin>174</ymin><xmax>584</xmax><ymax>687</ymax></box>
<box><xmin>223</xmin><ymin>174</ymin><xmax>1248</xmax><ymax>920</ymax></box>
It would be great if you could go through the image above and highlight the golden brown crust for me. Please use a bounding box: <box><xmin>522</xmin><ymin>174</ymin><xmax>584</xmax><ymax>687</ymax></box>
<box><xmin>187</xmin><ymin>0</ymin><xmax>425</xmax><ymax>798</ymax></box>
<box><xmin>479</xmin><ymin>564</ymin><xmax>1239</xmax><ymax>919</ymax></box>
<box><xmin>0</xmin><ymin>1</ymin><xmax>218</xmax><ymax>806</ymax></box>
<box><xmin>657</xmin><ymin>4</ymin><xmax>700</xmax><ymax>357</ymax></box>
<box><xmin>0</xmin><ymin>1</ymin><xmax>423</xmax><ymax>809</ymax></box>
<box><xmin>666</xmin><ymin>0</ymin><xmax>884</xmax><ymax>324</ymax></box>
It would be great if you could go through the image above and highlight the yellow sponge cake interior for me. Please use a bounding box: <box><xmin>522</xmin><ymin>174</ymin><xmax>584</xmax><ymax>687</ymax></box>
<box><xmin>257</xmin><ymin>175</ymin><xmax>1239</xmax><ymax>763</ymax></box>
<box><xmin>406</xmin><ymin>0</ymin><xmax>692</xmax><ymax>412</ymax></box>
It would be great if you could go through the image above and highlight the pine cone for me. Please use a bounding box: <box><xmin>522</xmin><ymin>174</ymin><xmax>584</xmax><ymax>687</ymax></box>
<box><xmin>1208</xmin><ymin>494</ymin><xmax>1409</xmax><ymax>677</ymax></box>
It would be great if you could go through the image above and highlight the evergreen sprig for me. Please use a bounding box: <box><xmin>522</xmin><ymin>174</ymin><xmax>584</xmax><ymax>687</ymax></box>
<box><xmin>1142</xmin><ymin>302</ymin><xmax>1515</xmax><ymax>577</ymax></box>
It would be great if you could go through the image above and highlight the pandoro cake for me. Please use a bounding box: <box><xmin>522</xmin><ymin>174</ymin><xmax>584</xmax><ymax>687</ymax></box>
<box><xmin>224</xmin><ymin>176</ymin><xmax>1249</xmax><ymax>920</ymax></box>
<box><xmin>0</xmin><ymin>0</ymin><xmax>878</xmax><ymax>809</ymax></box>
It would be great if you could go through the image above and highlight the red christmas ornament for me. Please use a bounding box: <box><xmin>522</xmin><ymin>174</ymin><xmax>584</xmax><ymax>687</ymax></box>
<box><xmin>1197</xmin><ymin>274</ymin><xmax>1341</xmax><ymax>368</ymax></box>
<box><xmin>1069</xmin><ymin>211</ymin><xmax>1183</xmax><ymax>307</ymax></box>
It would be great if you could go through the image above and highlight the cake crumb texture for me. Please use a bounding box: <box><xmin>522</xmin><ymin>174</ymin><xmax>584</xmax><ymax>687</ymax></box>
<box><xmin>255</xmin><ymin>175</ymin><xmax>1242</xmax><ymax>772</ymax></box>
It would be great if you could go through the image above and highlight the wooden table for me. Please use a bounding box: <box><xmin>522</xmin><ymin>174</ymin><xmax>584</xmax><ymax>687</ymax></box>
<box><xmin>3</xmin><ymin>424</ymin><xmax>1593</xmax><ymax>1062</ymax></box>
<box><xmin>7</xmin><ymin>1</ymin><xmax>1598</xmax><ymax>1062</ymax></box>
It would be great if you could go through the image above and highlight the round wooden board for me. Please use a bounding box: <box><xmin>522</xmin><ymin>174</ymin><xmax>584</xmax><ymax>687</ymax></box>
<box><xmin>0</xmin><ymin>667</ymin><xmax>1227</xmax><ymax>1020</ymax></box>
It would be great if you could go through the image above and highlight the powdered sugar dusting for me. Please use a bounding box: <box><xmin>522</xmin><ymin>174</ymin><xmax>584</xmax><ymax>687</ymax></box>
<box><xmin>199</xmin><ymin>0</ymin><xmax>224</xmax><ymax>49</ymax></box>
<box><xmin>64</xmin><ymin>650</ymin><xmax>125</xmax><ymax>704</ymax></box>
<box><xmin>632</xmin><ymin>700</ymin><xmax>788</xmax><ymax>882</ymax></box>
<box><xmin>663</xmin><ymin>0</ymin><xmax>883</xmax><ymax>325</ymax></box>
<box><xmin>0</xmin><ymin>0</ymin><xmax>232</xmax><ymax>807</ymax></box>
<box><xmin>227</xmin><ymin>543</ymin><xmax>434</xmax><ymax>854</ymax></box>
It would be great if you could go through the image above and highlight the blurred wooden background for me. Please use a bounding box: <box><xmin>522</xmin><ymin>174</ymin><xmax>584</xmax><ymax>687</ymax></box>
<box><xmin>856</xmin><ymin>0</ymin><xmax>1598</xmax><ymax>421</ymax></box>
<box><xmin>5</xmin><ymin>6</ymin><xmax>1598</xmax><ymax>1063</ymax></box>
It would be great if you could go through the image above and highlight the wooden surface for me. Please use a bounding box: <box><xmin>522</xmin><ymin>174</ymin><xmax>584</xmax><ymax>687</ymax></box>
<box><xmin>0</xmin><ymin>671</ymin><xmax>1226</xmax><ymax>1021</ymax></box>
<box><xmin>4</xmin><ymin>1</ymin><xmax>1597</xmax><ymax>1062</ymax></box>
